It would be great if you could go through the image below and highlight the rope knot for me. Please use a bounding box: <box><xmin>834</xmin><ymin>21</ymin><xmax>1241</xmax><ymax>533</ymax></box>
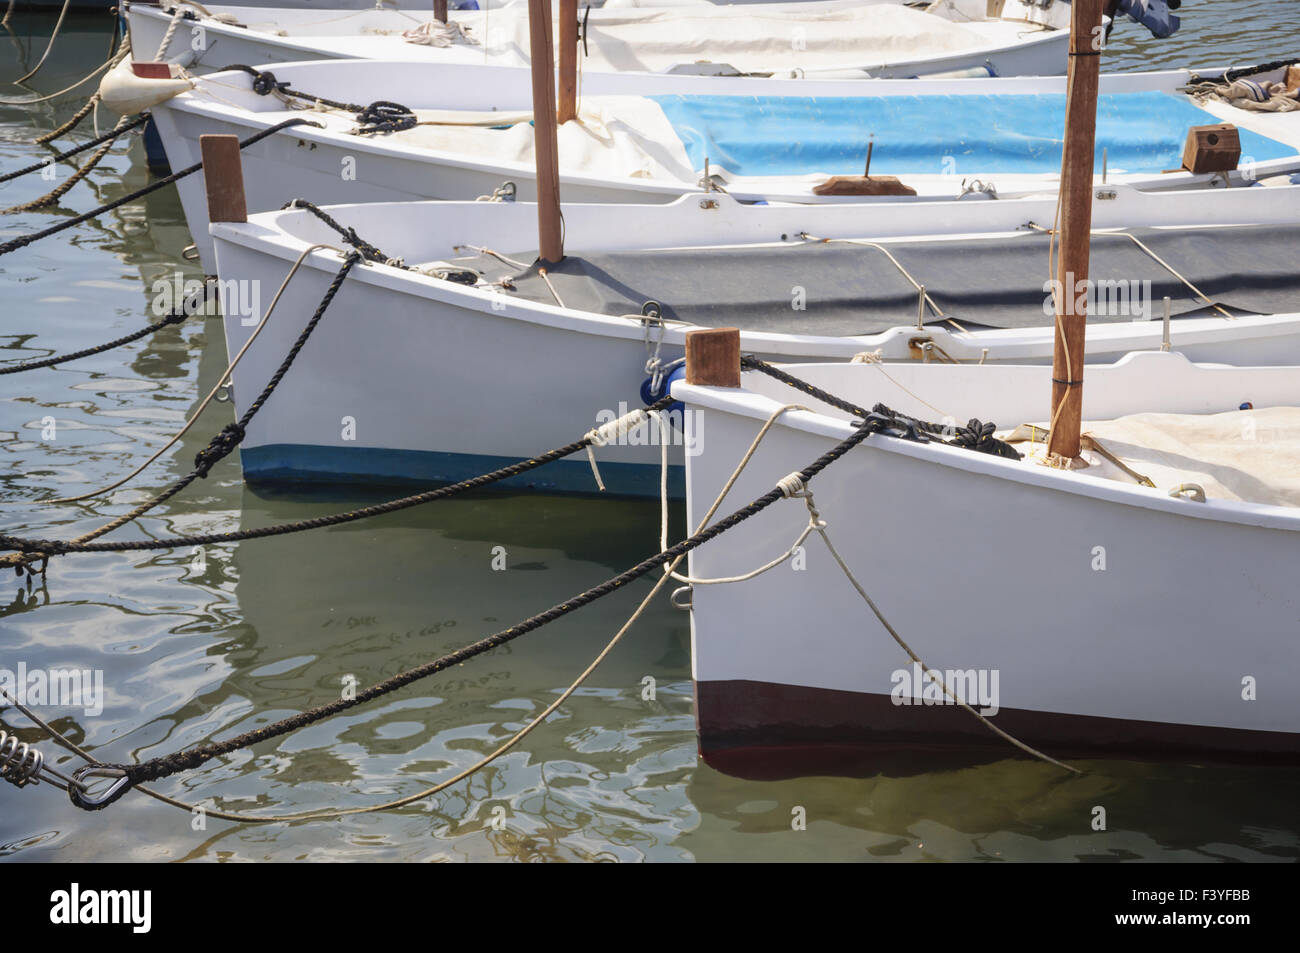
<box><xmin>586</xmin><ymin>409</ymin><xmax>647</xmax><ymax>448</ymax></box>
<box><xmin>953</xmin><ymin>419</ymin><xmax>1022</xmax><ymax>460</ymax></box>
<box><xmin>776</xmin><ymin>473</ymin><xmax>808</xmax><ymax>498</ymax></box>
<box><xmin>193</xmin><ymin>422</ymin><xmax>246</xmax><ymax>477</ymax></box>
<box><xmin>354</xmin><ymin>101</ymin><xmax>417</xmax><ymax>135</ymax></box>
<box><xmin>251</xmin><ymin>70</ymin><xmax>288</xmax><ymax>97</ymax></box>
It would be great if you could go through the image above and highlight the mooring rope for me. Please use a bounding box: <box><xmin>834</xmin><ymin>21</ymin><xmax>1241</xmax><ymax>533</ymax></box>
<box><xmin>2</xmin><ymin>115</ymin><xmax>136</xmax><ymax>215</ymax></box>
<box><xmin>1217</xmin><ymin>57</ymin><xmax>1300</xmax><ymax>84</ymax></box>
<box><xmin>739</xmin><ymin>355</ymin><xmax>1020</xmax><ymax>460</ymax></box>
<box><xmin>10</xmin><ymin>0</ymin><xmax>72</xmax><ymax>85</ymax></box>
<box><xmin>11</xmin><ymin>397</ymin><xmax>789</xmax><ymax>821</ymax></box>
<box><xmin>0</xmin><ymin>117</ymin><xmax>320</xmax><ymax>257</ymax></box>
<box><xmin>651</xmin><ymin>403</ymin><xmax>1076</xmax><ymax>773</ymax></box>
<box><xmin>62</xmin><ymin>412</ymin><xmax>883</xmax><ymax>810</ymax></box>
<box><xmin>1</xmin><ymin>113</ymin><xmax>150</xmax><ymax>185</ymax></box>
<box><xmin>281</xmin><ymin>198</ymin><xmax>394</xmax><ymax>263</ymax></box>
<box><xmin>47</xmin><ymin>245</ymin><xmax>342</xmax><ymax>504</ymax></box>
<box><xmin>0</xmin><ymin>252</ymin><xmax>360</xmax><ymax>571</ymax></box>
<box><xmin>0</xmin><ymin>36</ymin><xmax>127</xmax><ymax>107</ymax></box>
<box><xmin>0</xmin><ymin>290</ymin><xmax>196</xmax><ymax>376</ymax></box>
<box><xmin>2</xmin><ymin>403</ymin><xmax>672</xmax><ymax>563</ymax></box>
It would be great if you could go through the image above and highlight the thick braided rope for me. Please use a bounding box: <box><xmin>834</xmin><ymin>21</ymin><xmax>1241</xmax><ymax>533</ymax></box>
<box><xmin>218</xmin><ymin>64</ymin><xmax>367</xmax><ymax>113</ymax></box>
<box><xmin>0</xmin><ymin>401</ymin><xmax>673</xmax><ymax>559</ymax></box>
<box><xmin>0</xmin><ymin>302</ymin><xmax>193</xmax><ymax>376</ymax></box>
<box><xmin>0</xmin><ymin>254</ymin><xmax>359</xmax><ymax>569</ymax></box>
<box><xmin>0</xmin><ymin>117</ymin><xmax>320</xmax><ymax>258</ymax></box>
<box><xmin>1</xmin><ymin>113</ymin><xmax>150</xmax><ymax>185</ymax></box>
<box><xmin>740</xmin><ymin>355</ymin><xmax>1020</xmax><ymax>460</ymax></box>
<box><xmin>33</xmin><ymin>93</ymin><xmax>101</xmax><ymax>145</ymax></box>
<box><xmin>2</xmin><ymin>117</ymin><xmax>136</xmax><ymax>215</ymax></box>
<box><xmin>82</xmin><ymin>417</ymin><xmax>882</xmax><ymax>802</ymax></box>
<box><xmin>281</xmin><ymin>199</ymin><xmax>393</xmax><ymax>263</ymax></box>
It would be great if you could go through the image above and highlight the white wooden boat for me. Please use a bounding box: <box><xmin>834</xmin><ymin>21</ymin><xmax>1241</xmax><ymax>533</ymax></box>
<box><xmin>147</xmin><ymin>59</ymin><xmax>1300</xmax><ymax>270</ymax></box>
<box><xmin>676</xmin><ymin>0</ymin><xmax>1298</xmax><ymax>774</ymax></box>
<box><xmin>206</xmin><ymin>183</ymin><xmax>1300</xmax><ymax>495</ymax></box>
<box><xmin>127</xmin><ymin>0</ymin><xmax>1076</xmax><ymax>80</ymax></box>
<box><xmin>673</xmin><ymin>349</ymin><xmax>1300</xmax><ymax>774</ymax></box>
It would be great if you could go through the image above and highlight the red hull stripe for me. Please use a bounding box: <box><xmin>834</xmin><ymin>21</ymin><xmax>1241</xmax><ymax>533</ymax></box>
<box><xmin>695</xmin><ymin>679</ymin><xmax>1300</xmax><ymax>780</ymax></box>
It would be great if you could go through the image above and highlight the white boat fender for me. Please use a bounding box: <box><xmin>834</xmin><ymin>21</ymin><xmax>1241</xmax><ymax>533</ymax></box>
<box><xmin>97</xmin><ymin>59</ymin><xmax>195</xmax><ymax>116</ymax></box>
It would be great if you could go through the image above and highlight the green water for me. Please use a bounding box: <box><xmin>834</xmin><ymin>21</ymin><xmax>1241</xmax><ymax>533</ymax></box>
<box><xmin>1</xmin><ymin>3</ymin><xmax>1297</xmax><ymax>862</ymax></box>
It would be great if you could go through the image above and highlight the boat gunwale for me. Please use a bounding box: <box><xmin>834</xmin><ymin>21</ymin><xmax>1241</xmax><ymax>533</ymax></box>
<box><xmin>673</xmin><ymin>363</ymin><xmax>1300</xmax><ymax>532</ymax></box>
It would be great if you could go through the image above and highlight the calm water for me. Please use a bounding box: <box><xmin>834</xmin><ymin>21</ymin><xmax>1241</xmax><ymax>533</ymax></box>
<box><xmin>1</xmin><ymin>2</ymin><xmax>1297</xmax><ymax>862</ymax></box>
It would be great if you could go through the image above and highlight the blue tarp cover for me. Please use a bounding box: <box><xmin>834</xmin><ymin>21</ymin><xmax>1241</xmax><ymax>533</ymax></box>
<box><xmin>649</xmin><ymin>90</ymin><xmax>1295</xmax><ymax>176</ymax></box>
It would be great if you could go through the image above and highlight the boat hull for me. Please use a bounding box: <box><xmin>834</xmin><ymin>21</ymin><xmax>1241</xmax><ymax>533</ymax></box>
<box><xmin>208</xmin><ymin>192</ymin><xmax>1300</xmax><ymax>496</ymax></box>
<box><xmin>151</xmin><ymin>59</ymin><xmax>1300</xmax><ymax>272</ymax></box>
<box><xmin>677</xmin><ymin>357</ymin><xmax>1300</xmax><ymax>775</ymax></box>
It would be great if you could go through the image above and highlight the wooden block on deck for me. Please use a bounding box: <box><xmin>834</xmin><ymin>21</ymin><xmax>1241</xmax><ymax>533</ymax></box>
<box><xmin>1181</xmin><ymin>124</ymin><xmax>1240</xmax><ymax>174</ymax></box>
<box><xmin>685</xmin><ymin>328</ymin><xmax>741</xmax><ymax>387</ymax></box>
<box><xmin>1287</xmin><ymin>65</ymin><xmax>1300</xmax><ymax>93</ymax></box>
<box><xmin>812</xmin><ymin>175</ymin><xmax>917</xmax><ymax>197</ymax></box>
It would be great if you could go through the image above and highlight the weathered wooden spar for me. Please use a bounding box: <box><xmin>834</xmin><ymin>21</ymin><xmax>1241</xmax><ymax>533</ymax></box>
<box><xmin>527</xmin><ymin>0</ymin><xmax>563</xmax><ymax>264</ymax></box>
<box><xmin>1049</xmin><ymin>0</ymin><xmax>1105</xmax><ymax>462</ymax></box>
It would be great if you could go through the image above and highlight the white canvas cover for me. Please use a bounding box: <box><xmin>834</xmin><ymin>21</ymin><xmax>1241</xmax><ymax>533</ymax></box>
<box><xmin>440</xmin><ymin>4</ymin><xmax>996</xmax><ymax>73</ymax></box>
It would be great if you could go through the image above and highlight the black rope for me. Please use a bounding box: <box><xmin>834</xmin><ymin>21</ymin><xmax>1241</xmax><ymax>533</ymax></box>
<box><xmin>1222</xmin><ymin>57</ymin><xmax>1300</xmax><ymax>83</ymax></box>
<box><xmin>0</xmin><ymin>114</ymin><xmax>151</xmax><ymax>185</ymax></box>
<box><xmin>220</xmin><ymin>65</ymin><xmax>416</xmax><ymax>134</ymax></box>
<box><xmin>739</xmin><ymin>355</ymin><xmax>1021</xmax><ymax>461</ymax></box>
<box><xmin>281</xmin><ymin>199</ymin><xmax>393</xmax><ymax>264</ymax></box>
<box><xmin>218</xmin><ymin>64</ymin><xmax>365</xmax><ymax>113</ymax></box>
<box><xmin>353</xmin><ymin>101</ymin><xmax>417</xmax><ymax>135</ymax></box>
<box><xmin>1</xmin><ymin>398</ymin><xmax>674</xmax><ymax>560</ymax></box>
<box><xmin>78</xmin><ymin>410</ymin><xmax>893</xmax><ymax>805</ymax></box>
<box><xmin>0</xmin><ymin>283</ymin><xmax>211</xmax><ymax>376</ymax></box>
<box><xmin>1</xmin><ymin>253</ymin><xmax>359</xmax><ymax>570</ymax></box>
<box><xmin>0</xmin><ymin>118</ymin><xmax>321</xmax><ymax>258</ymax></box>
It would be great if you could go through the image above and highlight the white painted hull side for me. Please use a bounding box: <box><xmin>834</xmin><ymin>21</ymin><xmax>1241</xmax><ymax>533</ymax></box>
<box><xmin>208</xmin><ymin>191</ymin><xmax>1300</xmax><ymax>495</ymax></box>
<box><xmin>676</xmin><ymin>354</ymin><xmax>1300</xmax><ymax>775</ymax></box>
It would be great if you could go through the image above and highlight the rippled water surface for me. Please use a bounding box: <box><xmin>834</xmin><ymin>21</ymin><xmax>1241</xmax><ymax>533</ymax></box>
<box><xmin>1</xmin><ymin>2</ymin><xmax>1297</xmax><ymax>862</ymax></box>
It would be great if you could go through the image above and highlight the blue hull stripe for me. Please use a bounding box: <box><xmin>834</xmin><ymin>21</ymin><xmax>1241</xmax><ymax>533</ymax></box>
<box><xmin>241</xmin><ymin>444</ymin><xmax>685</xmax><ymax>499</ymax></box>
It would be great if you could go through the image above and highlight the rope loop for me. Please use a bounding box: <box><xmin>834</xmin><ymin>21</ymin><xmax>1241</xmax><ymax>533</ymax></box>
<box><xmin>67</xmin><ymin>766</ymin><xmax>132</xmax><ymax>811</ymax></box>
<box><xmin>354</xmin><ymin>101</ymin><xmax>417</xmax><ymax>135</ymax></box>
<box><xmin>251</xmin><ymin>69</ymin><xmax>288</xmax><ymax>97</ymax></box>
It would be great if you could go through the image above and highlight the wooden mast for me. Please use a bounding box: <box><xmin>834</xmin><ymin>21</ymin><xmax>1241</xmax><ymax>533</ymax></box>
<box><xmin>558</xmin><ymin>0</ymin><xmax>579</xmax><ymax>124</ymax></box>
<box><xmin>433</xmin><ymin>0</ymin><xmax>447</xmax><ymax>23</ymax></box>
<box><xmin>527</xmin><ymin>0</ymin><xmax>564</xmax><ymax>263</ymax></box>
<box><xmin>1046</xmin><ymin>0</ymin><xmax>1105</xmax><ymax>461</ymax></box>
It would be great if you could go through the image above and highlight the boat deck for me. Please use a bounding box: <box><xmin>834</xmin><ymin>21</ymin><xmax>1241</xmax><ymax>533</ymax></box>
<box><xmin>445</xmin><ymin>223</ymin><xmax>1300</xmax><ymax>335</ymax></box>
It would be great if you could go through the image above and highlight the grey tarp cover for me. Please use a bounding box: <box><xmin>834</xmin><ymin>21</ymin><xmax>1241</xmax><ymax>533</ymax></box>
<box><xmin>450</xmin><ymin>224</ymin><xmax>1300</xmax><ymax>335</ymax></box>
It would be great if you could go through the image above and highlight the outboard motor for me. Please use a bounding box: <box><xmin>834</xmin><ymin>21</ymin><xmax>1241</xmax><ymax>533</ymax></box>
<box><xmin>1108</xmin><ymin>0</ymin><xmax>1182</xmax><ymax>40</ymax></box>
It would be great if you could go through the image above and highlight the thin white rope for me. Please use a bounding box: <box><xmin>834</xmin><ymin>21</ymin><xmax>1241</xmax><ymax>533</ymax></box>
<box><xmin>9</xmin><ymin>391</ymin><xmax>806</xmax><ymax>823</ymax></box>
<box><xmin>658</xmin><ymin>404</ymin><xmax>814</xmax><ymax>585</ymax></box>
<box><xmin>583</xmin><ymin>407</ymin><xmax>648</xmax><ymax>491</ymax></box>
<box><xmin>11</xmin><ymin>0</ymin><xmax>71</xmax><ymax>85</ymax></box>
<box><xmin>0</xmin><ymin>39</ymin><xmax>127</xmax><ymax>106</ymax></box>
